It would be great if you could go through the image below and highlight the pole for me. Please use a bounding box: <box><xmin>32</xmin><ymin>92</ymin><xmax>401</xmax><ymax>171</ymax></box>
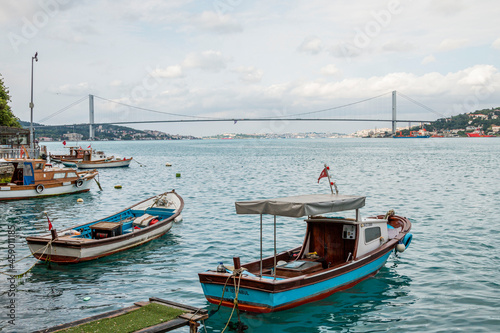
<box><xmin>260</xmin><ymin>214</ymin><xmax>263</xmax><ymax>279</ymax></box>
<box><xmin>392</xmin><ymin>90</ymin><xmax>397</xmax><ymax>134</ymax></box>
<box><xmin>30</xmin><ymin>52</ymin><xmax>38</xmax><ymax>157</ymax></box>
<box><xmin>324</xmin><ymin>164</ymin><xmax>338</xmax><ymax>195</ymax></box>
<box><xmin>273</xmin><ymin>215</ymin><xmax>276</xmax><ymax>280</ymax></box>
<box><xmin>89</xmin><ymin>94</ymin><xmax>95</xmax><ymax>140</ymax></box>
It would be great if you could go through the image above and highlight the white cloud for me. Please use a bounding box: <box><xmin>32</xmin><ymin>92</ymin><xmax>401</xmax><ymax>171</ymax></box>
<box><xmin>321</xmin><ymin>64</ymin><xmax>340</xmax><ymax>76</ymax></box>
<box><xmin>421</xmin><ymin>55</ymin><xmax>436</xmax><ymax>65</ymax></box>
<box><xmin>151</xmin><ymin>65</ymin><xmax>184</xmax><ymax>79</ymax></box>
<box><xmin>182</xmin><ymin>50</ymin><xmax>230</xmax><ymax>72</ymax></box>
<box><xmin>439</xmin><ymin>38</ymin><xmax>469</xmax><ymax>51</ymax></box>
<box><xmin>297</xmin><ymin>36</ymin><xmax>323</xmax><ymax>54</ymax></box>
<box><xmin>195</xmin><ymin>11</ymin><xmax>243</xmax><ymax>34</ymax></box>
<box><xmin>492</xmin><ymin>38</ymin><xmax>500</xmax><ymax>50</ymax></box>
<box><xmin>232</xmin><ymin>66</ymin><xmax>263</xmax><ymax>83</ymax></box>
<box><xmin>110</xmin><ymin>80</ymin><xmax>123</xmax><ymax>87</ymax></box>
<box><xmin>47</xmin><ymin>82</ymin><xmax>91</xmax><ymax>96</ymax></box>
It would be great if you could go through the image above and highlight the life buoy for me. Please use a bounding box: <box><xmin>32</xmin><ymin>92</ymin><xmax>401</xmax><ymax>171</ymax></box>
<box><xmin>76</xmin><ymin>179</ymin><xmax>84</xmax><ymax>188</ymax></box>
<box><xmin>36</xmin><ymin>184</ymin><xmax>44</xmax><ymax>194</ymax></box>
<box><xmin>402</xmin><ymin>233</ymin><xmax>413</xmax><ymax>249</ymax></box>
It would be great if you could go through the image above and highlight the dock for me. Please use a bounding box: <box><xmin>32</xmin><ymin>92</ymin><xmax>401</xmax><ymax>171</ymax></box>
<box><xmin>33</xmin><ymin>297</ymin><xmax>208</xmax><ymax>333</ymax></box>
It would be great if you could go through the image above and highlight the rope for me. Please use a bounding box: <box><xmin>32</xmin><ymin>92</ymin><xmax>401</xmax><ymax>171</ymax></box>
<box><xmin>221</xmin><ymin>273</ymin><xmax>242</xmax><ymax>333</ymax></box>
<box><xmin>0</xmin><ymin>239</ymin><xmax>54</xmax><ymax>278</ymax></box>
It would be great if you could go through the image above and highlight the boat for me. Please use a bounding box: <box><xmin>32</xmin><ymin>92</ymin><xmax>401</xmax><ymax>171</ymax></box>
<box><xmin>198</xmin><ymin>167</ymin><xmax>412</xmax><ymax>313</ymax></box>
<box><xmin>466</xmin><ymin>128</ymin><xmax>494</xmax><ymax>137</ymax></box>
<box><xmin>75</xmin><ymin>157</ymin><xmax>133</xmax><ymax>169</ymax></box>
<box><xmin>393</xmin><ymin>129</ymin><xmax>430</xmax><ymax>138</ymax></box>
<box><xmin>26</xmin><ymin>190</ymin><xmax>184</xmax><ymax>263</ymax></box>
<box><xmin>0</xmin><ymin>159</ymin><xmax>98</xmax><ymax>201</ymax></box>
<box><xmin>50</xmin><ymin>146</ymin><xmax>131</xmax><ymax>168</ymax></box>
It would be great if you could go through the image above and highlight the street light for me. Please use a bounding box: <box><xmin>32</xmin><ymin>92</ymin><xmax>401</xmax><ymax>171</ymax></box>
<box><xmin>30</xmin><ymin>52</ymin><xmax>38</xmax><ymax>158</ymax></box>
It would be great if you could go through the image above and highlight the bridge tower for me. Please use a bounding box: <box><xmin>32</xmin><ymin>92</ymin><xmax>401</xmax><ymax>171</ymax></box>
<box><xmin>391</xmin><ymin>90</ymin><xmax>397</xmax><ymax>134</ymax></box>
<box><xmin>89</xmin><ymin>94</ymin><xmax>95</xmax><ymax>140</ymax></box>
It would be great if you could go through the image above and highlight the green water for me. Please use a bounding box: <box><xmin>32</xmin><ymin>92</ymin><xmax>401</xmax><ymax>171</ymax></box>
<box><xmin>1</xmin><ymin>138</ymin><xmax>499</xmax><ymax>332</ymax></box>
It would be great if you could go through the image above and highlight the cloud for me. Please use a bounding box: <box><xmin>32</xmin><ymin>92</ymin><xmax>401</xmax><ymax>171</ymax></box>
<box><xmin>492</xmin><ymin>38</ymin><xmax>500</xmax><ymax>50</ymax></box>
<box><xmin>421</xmin><ymin>55</ymin><xmax>436</xmax><ymax>65</ymax></box>
<box><xmin>321</xmin><ymin>64</ymin><xmax>340</xmax><ymax>76</ymax></box>
<box><xmin>194</xmin><ymin>11</ymin><xmax>243</xmax><ymax>34</ymax></box>
<box><xmin>48</xmin><ymin>82</ymin><xmax>91</xmax><ymax>96</ymax></box>
<box><xmin>382</xmin><ymin>40</ymin><xmax>415</xmax><ymax>52</ymax></box>
<box><xmin>297</xmin><ymin>36</ymin><xmax>323</xmax><ymax>54</ymax></box>
<box><xmin>232</xmin><ymin>66</ymin><xmax>263</xmax><ymax>83</ymax></box>
<box><xmin>439</xmin><ymin>38</ymin><xmax>469</xmax><ymax>51</ymax></box>
<box><xmin>182</xmin><ymin>50</ymin><xmax>230</xmax><ymax>72</ymax></box>
<box><xmin>151</xmin><ymin>65</ymin><xmax>184</xmax><ymax>78</ymax></box>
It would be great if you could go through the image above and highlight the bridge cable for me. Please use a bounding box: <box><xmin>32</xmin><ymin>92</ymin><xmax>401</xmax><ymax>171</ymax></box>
<box><xmin>93</xmin><ymin>95</ymin><xmax>220</xmax><ymax>120</ymax></box>
<box><xmin>37</xmin><ymin>96</ymin><xmax>88</xmax><ymax>123</ymax></box>
<box><xmin>397</xmin><ymin>92</ymin><xmax>446</xmax><ymax>118</ymax></box>
<box><xmin>265</xmin><ymin>91</ymin><xmax>393</xmax><ymax>119</ymax></box>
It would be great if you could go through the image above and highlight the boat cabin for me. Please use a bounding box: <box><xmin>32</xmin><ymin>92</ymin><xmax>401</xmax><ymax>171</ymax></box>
<box><xmin>234</xmin><ymin>194</ymin><xmax>393</xmax><ymax>279</ymax></box>
<box><xmin>1</xmin><ymin>159</ymin><xmax>80</xmax><ymax>186</ymax></box>
<box><xmin>297</xmin><ymin>216</ymin><xmax>389</xmax><ymax>269</ymax></box>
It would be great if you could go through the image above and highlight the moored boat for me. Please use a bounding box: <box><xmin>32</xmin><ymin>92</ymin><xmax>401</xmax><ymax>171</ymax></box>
<box><xmin>0</xmin><ymin>159</ymin><xmax>98</xmax><ymax>201</ymax></box>
<box><xmin>75</xmin><ymin>157</ymin><xmax>133</xmax><ymax>169</ymax></box>
<box><xmin>26</xmin><ymin>190</ymin><xmax>184</xmax><ymax>263</ymax></box>
<box><xmin>198</xmin><ymin>167</ymin><xmax>412</xmax><ymax>313</ymax></box>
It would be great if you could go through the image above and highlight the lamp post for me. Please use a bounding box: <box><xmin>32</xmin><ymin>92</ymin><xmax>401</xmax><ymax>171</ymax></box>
<box><xmin>30</xmin><ymin>51</ymin><xmax>38</xmax><ymax>158</ymax></box>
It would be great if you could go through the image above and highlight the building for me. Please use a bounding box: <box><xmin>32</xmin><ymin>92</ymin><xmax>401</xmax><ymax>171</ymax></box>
<box><xmin>62</xmin><ymin>132</ymin><xmax>84</xmax><ymax>141</ymax></box>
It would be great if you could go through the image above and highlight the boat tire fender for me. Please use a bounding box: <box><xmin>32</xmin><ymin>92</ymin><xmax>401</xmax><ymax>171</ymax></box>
<box><xmin>76</xmin><ymin>179</ymin><xmax>84</xmax><ymax>187</ymax></box>
<box><xmin>36</xmin><ymin>184</ymin><xmax>44</xmax><ymax>194</ymax></box>
<box><xmin>402</xmin><ymin>233</ymin><xmax>412</xmax><ymax>249</ymax></box>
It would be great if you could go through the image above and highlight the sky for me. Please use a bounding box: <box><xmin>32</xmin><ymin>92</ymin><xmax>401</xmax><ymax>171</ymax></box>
<box><xmin>1</xmin><ymin>0</ymin><xmax>500</xmax><ymax>136</ymax></box>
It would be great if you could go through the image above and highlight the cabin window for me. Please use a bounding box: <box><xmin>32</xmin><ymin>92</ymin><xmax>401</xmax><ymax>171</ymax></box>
<box><xmin>365</xmin><ymin>227</ymin><xmax>381</xmax><ymax>243</ymax></box>
<box><xmin>53</xmin><ymin>173</ymin><xmax>67</xmax><ymax>179</ymax></box>
<box><xmin>68</xmin><ymin>172</ymin><xmax>77</xmax><ymax>177</ymax></box>
<box><xmin>35</xmin><ymin>163</ymin><xmax>44</xmax><ymax>170</ymax></box>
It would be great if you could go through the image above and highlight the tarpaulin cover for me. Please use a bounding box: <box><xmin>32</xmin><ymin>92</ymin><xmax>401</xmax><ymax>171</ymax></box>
<box><xmin>235</xmin><ymin>194</ymin><xmax>365</xmax><ymax>217</ymax></box>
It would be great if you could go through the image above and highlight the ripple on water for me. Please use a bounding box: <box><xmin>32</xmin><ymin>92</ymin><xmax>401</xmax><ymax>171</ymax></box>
<box><xmin>0</xmin><ymin>139</ymin><xmax>499</xmax><ymax>332</ymax></box>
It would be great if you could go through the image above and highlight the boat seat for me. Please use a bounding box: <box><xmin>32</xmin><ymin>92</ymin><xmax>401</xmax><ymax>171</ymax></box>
<box><xmin>132</xmin><ymin>214</ymin><xmax>156</xmax><ymax>227</ymax></box>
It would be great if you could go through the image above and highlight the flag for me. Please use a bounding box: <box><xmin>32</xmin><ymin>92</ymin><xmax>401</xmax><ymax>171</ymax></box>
<box><xmin>63</xmin><ymin>140</ymin><xmax>66</xmax><ymax>145</ymax></box>
<box><xmin>45</xmin><ymin>213</ymin><xmax>53</xmax><ymax>231</ymax></box>
<box><xmin>317</xmin><ymin>168</ymin><xmax>328</xmax><ymax>183</ymax></box>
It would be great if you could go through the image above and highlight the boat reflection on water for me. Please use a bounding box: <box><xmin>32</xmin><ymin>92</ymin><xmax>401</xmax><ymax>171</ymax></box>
<box><xmin>204</xmin><ymin>264</ymin><xmax>412</xmax><ymax>332</ymax></box>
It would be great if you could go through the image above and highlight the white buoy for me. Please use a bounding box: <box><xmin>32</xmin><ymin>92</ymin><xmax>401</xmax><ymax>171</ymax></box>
<box><xmin>396</xmin><ymin>244</ymin><xmax>406</xmax><ymax>252</ymax></box>
<box><xmin>77</xmin><ymin>198</ymin><xmax>84</xmax><ymax>203</ymax></box>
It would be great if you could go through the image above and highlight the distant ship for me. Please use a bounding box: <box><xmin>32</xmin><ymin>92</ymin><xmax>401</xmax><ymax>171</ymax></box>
<box><xmin>466</xmin><ymin>128</ymin><xmax>494</xmax><ymax>137</ymax></box>
<box><xmin>393</xmin><ymin>129</ymin><xmax>430</xmax><ymax>138</ymax></box>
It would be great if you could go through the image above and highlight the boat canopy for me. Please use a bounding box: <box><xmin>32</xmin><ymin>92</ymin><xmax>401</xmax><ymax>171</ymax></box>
<box><xmin>235</xmin><ymin>194</ymin><xmax>365</xmax><ymax>218</ymax></box>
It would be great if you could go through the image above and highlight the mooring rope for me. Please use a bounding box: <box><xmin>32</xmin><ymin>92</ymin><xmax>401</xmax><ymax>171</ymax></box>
<box><xmin>0</xmin><ymin>239</ymin><xmax>54</xmax><ymax>278</ymax></box>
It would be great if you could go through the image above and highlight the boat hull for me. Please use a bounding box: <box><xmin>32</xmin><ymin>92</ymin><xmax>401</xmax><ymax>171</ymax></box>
<box><xmin>200</xmin><ymin>250</ymin><xmax>392</xmax><ymax>313</ymax></box>
<box><xmin>26</xmin><ymin>191</ymin><xmax>183</xmax><ymax>263</ymax></box>
<box><xmin>27</xmin><ymin>221</ymin><xmax>173</xmax><ymax>263</ymax></box>
<box><xmin>0</xmin><ymin>177</ymin><xmax>94</xmax><ymax>201</ymax></box>
<box><xmin>76</xmin><ymin>158</ymin><xmax>132</xmax><ymax>169</ymax></box>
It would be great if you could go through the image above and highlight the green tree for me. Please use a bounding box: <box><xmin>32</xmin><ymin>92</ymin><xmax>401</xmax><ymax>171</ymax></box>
<box><xmin>0</xmin><ymin>74</ymin><xmax>21</xmax><ymax>128</ymax></box>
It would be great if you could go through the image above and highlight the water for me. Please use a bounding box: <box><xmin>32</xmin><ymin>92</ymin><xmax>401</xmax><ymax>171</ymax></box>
<box><xmin>1</xmin><ymin>138</ymin><xmax>499</xmax><ymax>332</ymax></box>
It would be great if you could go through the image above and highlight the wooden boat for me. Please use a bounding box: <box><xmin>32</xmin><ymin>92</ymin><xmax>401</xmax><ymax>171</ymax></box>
<box><xmin>199</xmin><ymin>193</ymin><xmax>412</xmax><ymax>313</ymax></box>
<box><xmin>50</xmin><ymin>146</ymin><xmax>106</xmax><ymax>163</ymax></box>
<box><xmin>0</xmin><ymin>159</ymin><xmax>98</xmax><ymax>201</ymax></box>
<box><xmin>50</xmin><ymin>146</ymin><xmax>131</xmax><ymax>168</ymax></box>
<box><xmin>75</xmin><ymin>157</ymin><xmax>133</xmax><ymax>169</ymax></box>
<box><xmin>26</xmin><ymin>190</ymin><xmax>183</xmax><ymax>263</ymax></box>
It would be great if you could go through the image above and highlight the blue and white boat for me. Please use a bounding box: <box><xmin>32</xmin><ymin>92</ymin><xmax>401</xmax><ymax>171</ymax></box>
<box><xmin>26</xmin><ymin>190</ymin><xmax>183</xmax><ymax>264</ymax></box>
<box><xmin>199</xmin><ymin>193</ymin><xmax>412</xmax><ymax>313</ymax></box>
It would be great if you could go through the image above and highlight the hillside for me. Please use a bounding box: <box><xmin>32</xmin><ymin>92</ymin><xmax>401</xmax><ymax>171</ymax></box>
<box><xmin>402</xmin><ymin>108</ymin><xmax>500</xmax><ymax>137</ymax></box>
<box><xmin>20</xmin><ymin>121</ymin><xmax>199</xmax><ymax>141</ymax></box>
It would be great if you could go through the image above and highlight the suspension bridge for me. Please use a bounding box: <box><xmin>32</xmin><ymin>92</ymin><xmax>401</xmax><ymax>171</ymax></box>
<box><xmin>35</xmin><ymin>90</ymin><xmax>444</xmax><ymax>139</ymax></box>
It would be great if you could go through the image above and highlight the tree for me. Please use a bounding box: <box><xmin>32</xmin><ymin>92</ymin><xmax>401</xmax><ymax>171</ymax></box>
<box><xmin>0</xmin><ymin>74</ymin><xmax>21</xmax><ymax>128</ymax></box>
